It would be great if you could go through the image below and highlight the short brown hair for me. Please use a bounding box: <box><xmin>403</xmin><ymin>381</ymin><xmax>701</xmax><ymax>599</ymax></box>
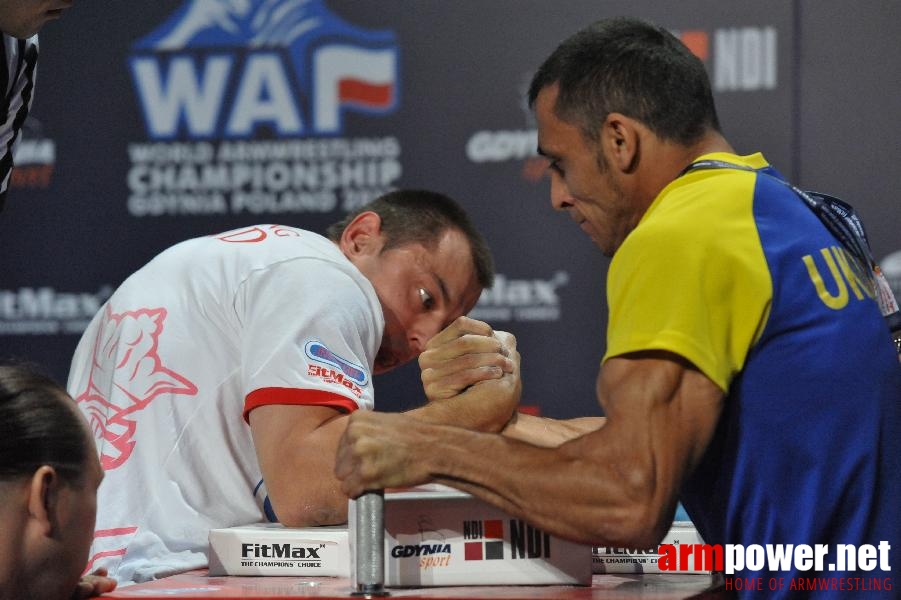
<box><xmin>326</xmin><ymin>189</ymin><xmax>494</xmax><ymax>289</ymax></box>
<box><xmin>528</xmin><ymin>16</ymin><xmax>720</xmax><ymax>145</ymax></box>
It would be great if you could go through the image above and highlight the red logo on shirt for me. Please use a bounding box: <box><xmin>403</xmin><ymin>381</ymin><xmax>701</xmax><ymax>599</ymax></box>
<box><xmin>74</xmin><ymin>306</ymin><xmax>198</xmax><ymax>470</ymax></box>
<box><xmin>307</xmin><ymin>364</ymin><xmax>363</xmax><ymax>397</ymax></box>
<box><xmin>215</xmin><ymin>224</ymin><xmax>302</xmax><ymax>243</ymax></box>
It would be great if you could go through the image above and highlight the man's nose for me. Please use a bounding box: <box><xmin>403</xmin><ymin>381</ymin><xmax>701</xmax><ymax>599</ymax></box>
<box><xmin>409</xmin><ymin>315</ymin><xmax>446</xmax><ymax>356</ymax></box>
<box><xmin>408</xmin><ymin>336</ymin><xmax>426</xmax><ymax>357</ymax></box>
<box><xmin>550</xmin><ymin>171</ymin><xmax>573</xmax><ymax>211</ymax></box>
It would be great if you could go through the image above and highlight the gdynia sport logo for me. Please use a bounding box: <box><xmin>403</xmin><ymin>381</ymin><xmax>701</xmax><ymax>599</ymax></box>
<box><xmin>128</xmin><ymin>0</ymin><xmax>398</xmax><ymax>139</ymax></box>
<box><xmin>660</xmin><ymin>541</ymin><xmax>892</xmax><ymax>593</ymax></box>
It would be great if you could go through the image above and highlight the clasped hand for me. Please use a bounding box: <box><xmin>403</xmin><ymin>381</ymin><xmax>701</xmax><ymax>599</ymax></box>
<box><xmin>335</xmin><ymin>317</ymin><xmax>521</xmax><ymax>496</ymax></box>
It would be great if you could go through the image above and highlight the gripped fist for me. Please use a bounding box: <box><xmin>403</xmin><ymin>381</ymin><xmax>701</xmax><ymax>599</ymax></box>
<box><xmin>419</xmin><ymin>316</ymin><xmax>517</xmax><ymax>402</ymax></box>
<box><xmin>334</xmin><ymin>411</ymin><xmax>432</xmax><ymax>497</ymax></box>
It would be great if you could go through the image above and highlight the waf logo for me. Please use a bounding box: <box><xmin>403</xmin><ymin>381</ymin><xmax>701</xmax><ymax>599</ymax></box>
<box><xmin>124</xmin><ymin>0</ymin><xmax>402</xmax><ymax>218</ymax></box>
<box><xmin>74</xmin><ymin>306</ymin><xmax>198</xmax><ymax>470</ymax></box>
<box><xmin>464</xmin><ymin>519</ymin><xmax>552</xmax><ymax>560</ymax></box>
<box><xmin>129</xmin><ymin>0</ymin><xmax>399</xmax><ymax>139</ymax></box>
<box><xmin>304</xmin><ymin>340</ymin><xmax>368</xmax><ymax>385</ymax></box>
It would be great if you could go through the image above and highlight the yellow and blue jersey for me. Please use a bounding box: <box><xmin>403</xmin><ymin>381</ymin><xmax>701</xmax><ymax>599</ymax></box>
<box><xmin>606</xmin><ymin>152</ymin><xmax>900</xmax><ymax>590</ymax></box>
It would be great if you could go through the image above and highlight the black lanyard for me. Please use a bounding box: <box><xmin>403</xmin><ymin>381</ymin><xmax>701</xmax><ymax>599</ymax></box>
<box><xmin>680</xmin><ymin>159</ymin><xmax>901</xmax><ymax>355</ymax></box>
<box><xmin>680</xmin><ymin>159</ymin><xmax>876</xmax><ymax>277</ymax></box>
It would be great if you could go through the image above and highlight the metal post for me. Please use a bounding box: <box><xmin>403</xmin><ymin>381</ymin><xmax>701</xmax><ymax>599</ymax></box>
<box><xmin>352</xmin><ymin>490</ymin><xmax>389</xmax><ymax>597</ymax></box>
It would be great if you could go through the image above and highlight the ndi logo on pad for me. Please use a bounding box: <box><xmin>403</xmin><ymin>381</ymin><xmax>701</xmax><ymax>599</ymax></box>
<box><xmin>304</xmin><ymin>340</ymin><xmax>368</xmax><ymax>385</ymax></box>
<box><xmin>463</xmin><ymin>519</ymin><xmax>504</xmax><ymax>560</ymax></box>
<box><xmin>463</xmin><ymin>519</ymin><xmax>552</xmax><ymax>561</ymax></box>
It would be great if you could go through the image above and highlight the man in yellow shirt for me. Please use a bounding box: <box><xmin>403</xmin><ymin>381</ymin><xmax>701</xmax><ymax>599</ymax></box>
<box><xmin>335</xmin><ymin>16</ymin><xmax>901</xmax><ymax>595</ymax></box>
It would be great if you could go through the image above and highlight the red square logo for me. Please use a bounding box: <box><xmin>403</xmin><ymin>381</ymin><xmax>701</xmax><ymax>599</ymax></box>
<box><xmin>484</xmin><ymin>519</ymin><xmax>503</xmax><ymax>539</ymax></box>
<box><xmin>464</xmin><ymin>542</ymin><xmax>483</xmax><ymax>561</ymax></box>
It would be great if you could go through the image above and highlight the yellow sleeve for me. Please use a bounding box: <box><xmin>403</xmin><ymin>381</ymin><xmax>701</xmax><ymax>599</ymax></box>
<box><xmin>603</xmin><ymin>174</ymin><xmax>772</xmax><ymax>392</ymax></box>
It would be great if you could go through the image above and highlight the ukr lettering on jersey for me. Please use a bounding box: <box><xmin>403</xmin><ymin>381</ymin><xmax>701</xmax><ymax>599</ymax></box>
<box><xmin>803</xmin><ymin>245</ymin><xmax>875</xmax><ymax>310</ymax></box>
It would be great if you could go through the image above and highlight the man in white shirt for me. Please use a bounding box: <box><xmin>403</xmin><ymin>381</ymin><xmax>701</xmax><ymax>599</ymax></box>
<box><xmin>67</xmin><ymin>189</ymin><xmax>519</xmax><ymax>584</ymax></box>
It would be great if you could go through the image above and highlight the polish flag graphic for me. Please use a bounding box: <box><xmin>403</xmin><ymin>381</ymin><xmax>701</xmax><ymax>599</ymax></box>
<box><xmin>314</xmin><ymin>46</ymin><xmax>397</xmax><ymax>133</ymax></box>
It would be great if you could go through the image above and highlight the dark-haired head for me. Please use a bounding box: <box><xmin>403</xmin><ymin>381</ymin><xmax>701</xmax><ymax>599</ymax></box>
<box><xmin>528</xmin><ymin>16</ymin><xmax>720</xmax><ymax>146</ymax></box>
<box><xmin>0</xmin><ymin>363</ymin><xmax>90</xmax><ymax>486</ymax></box>
<box><xmin>0</xmin><ymin>362</ymin><xmax>103</xmax><ymax>600</ymax></box>
<box><xmin>327</xmin><ymin>189</ymin><xmax>494</xmax><ymax>373</ymax></box>
<box><xmin>326</xmin><ymin>189</ymin><xmax>494</xmax><ymax>289</ymax></box>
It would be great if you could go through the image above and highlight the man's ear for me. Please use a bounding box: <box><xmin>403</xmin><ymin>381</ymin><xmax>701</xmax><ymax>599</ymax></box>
<box><xmin>602</xmin><ymin>112</ymin><xmax>640</xmax><ymax>173</ymax></box>
<box><xmin>27</xmin><ymin>465</ymin><xmax>59</xmax><ymax>537</ymax></box>
<box><xmin>338</xmin><ymin>211</ymin><xmax>384</xmax><ymax>258</ymax></box>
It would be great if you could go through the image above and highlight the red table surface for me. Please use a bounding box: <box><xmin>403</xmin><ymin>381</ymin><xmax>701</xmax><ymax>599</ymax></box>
<box><xmin>103</xmin><ymin>570</ymin><xmax>728</xmax><ymax>599</ymax></box>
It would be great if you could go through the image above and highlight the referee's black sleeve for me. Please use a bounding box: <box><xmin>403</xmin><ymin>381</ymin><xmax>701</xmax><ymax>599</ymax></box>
<box><xmin>0</xmin><ymin>33</ymin><xmax>39</xmax><ymax>212</ymax></box>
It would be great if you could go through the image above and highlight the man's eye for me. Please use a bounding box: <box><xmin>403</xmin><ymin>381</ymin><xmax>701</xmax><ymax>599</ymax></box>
<box><xmin>418</xmin><ymin>288</ymin><xmax>435</xmax><ymax>310</ymax></box>
<box><xmin>548</xmin><ymin>159</ymin><xmax>564</xmax><ymax>176</ymax></box>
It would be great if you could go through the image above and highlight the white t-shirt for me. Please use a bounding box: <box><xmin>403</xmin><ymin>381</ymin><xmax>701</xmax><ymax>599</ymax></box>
<box><xmin>67</xmin><ymin>225</ymin><xmax>383</xmax><ymax>584</ymax></box>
